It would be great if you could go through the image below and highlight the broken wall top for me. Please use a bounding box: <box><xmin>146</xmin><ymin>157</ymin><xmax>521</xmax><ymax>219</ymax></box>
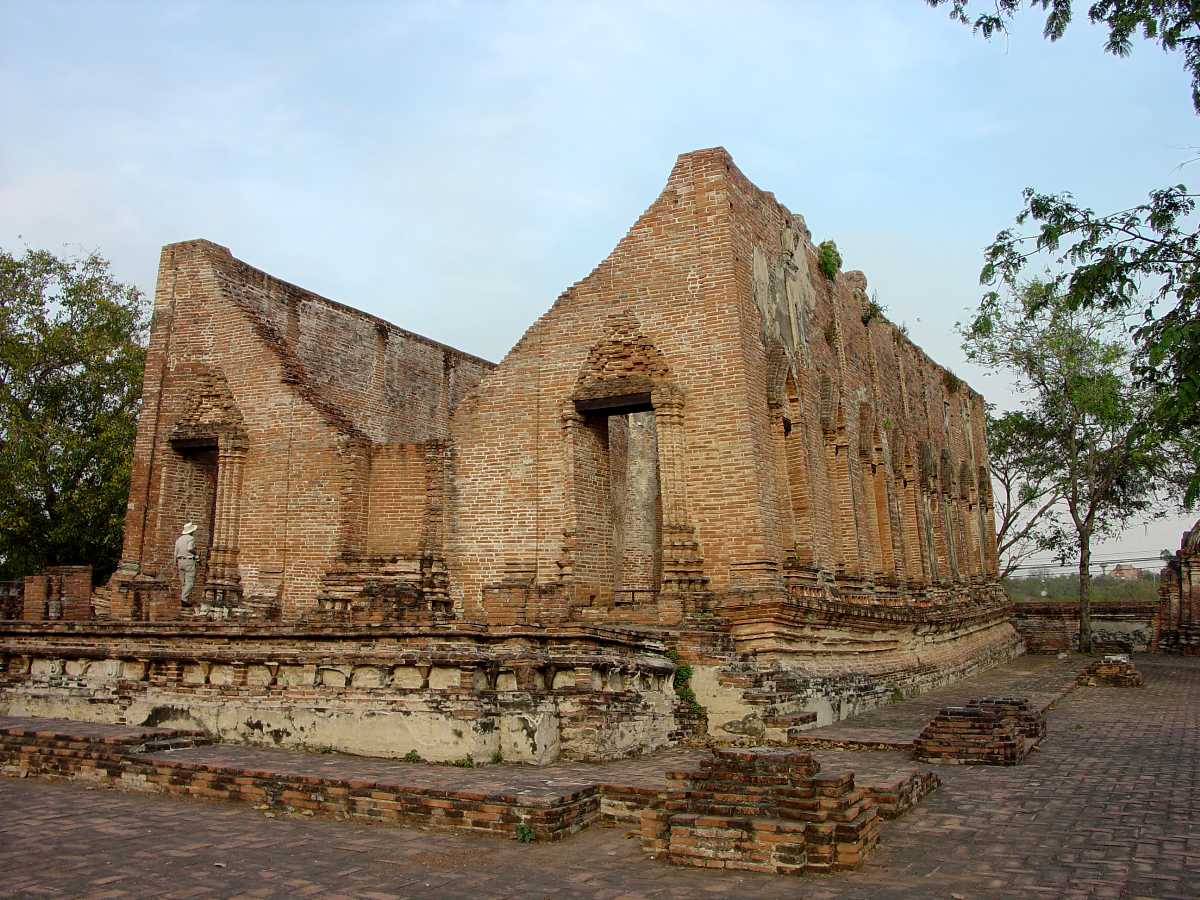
<box><xmin>156</xmin><ymin>239</ymin><xmax>494</xmax><ymax>446</ymax></box>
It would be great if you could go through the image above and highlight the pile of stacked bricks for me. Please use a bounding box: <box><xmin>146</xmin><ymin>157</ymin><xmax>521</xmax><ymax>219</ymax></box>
<box><xmin>640</xmin><ymin>748</ymin><xmax>879</xmax><ymax>875</ymax></box>
<box><xmin>1077</xmin><ymin>655</ymin><xmax>1144</xmax><ymax>687</ymax></box>
<box><xmin>913</xmin><ymin>695</ymin><xmax>1045</xmax><ymax>765</ymax></box>
<box><xmin>967</xmin><ymin>696</ymin><xmax>1047</xmax><ymax>743</ymax></box>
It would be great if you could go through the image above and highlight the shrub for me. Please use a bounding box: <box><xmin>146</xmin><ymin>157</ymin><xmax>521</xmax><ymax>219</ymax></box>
<box><xmin>862</xmin><ymin>293</ymin><xmax>885</xmax><ymax>325</ymax></box>
<box><xmin>667</xmin><ymin>650</ymin><xmax>702</xmax><ymax>712</ymax></box>
<box><xmin>817</xmin><ymin>240</ymin><xmax>842</xmax><ymax>280</ymax></box>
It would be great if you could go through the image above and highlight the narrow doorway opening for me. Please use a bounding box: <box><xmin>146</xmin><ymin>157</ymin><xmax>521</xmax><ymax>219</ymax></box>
<box><xmin>170</xmin><ymin>440</ymin><xmax>218</xmax><ymax>590</ymax></box>
<box><xmin>573</xmin><ymin>395</ymin><xmax>662</xmax><ymax>603</ymax></box>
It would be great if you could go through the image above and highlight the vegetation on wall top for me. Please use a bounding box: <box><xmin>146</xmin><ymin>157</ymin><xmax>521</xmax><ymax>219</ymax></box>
<box><xmin>817</xmin><ymin>240</ymin><xmax>842</xmax><ymax>280</ymax></box>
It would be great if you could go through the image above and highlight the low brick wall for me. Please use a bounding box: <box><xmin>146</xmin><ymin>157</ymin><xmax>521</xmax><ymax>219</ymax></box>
<box><xmin>0</xmin><ymin>723</ymin><xmax>597</xmax><ymax>842</ymax></box>
<box><xmin>1011</xmin><ymin>602</ymin><xmax>1160</xmax><ymax>653</ymax></box>
<box><xmin>22</xmin><ymin>567</ymin><xmax>92</xmax><ymax>622</ymax></box>
<box><xmin>640</xmin><ymin>749</ymin><xmax>879</xmax><ymax>875</ymax></box>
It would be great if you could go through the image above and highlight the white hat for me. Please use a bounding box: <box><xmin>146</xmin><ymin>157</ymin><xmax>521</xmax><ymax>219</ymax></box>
<box><xmin>182</xmin><ymin>522</ymin><xmax>197</xmax><ymax>535</ymax></box>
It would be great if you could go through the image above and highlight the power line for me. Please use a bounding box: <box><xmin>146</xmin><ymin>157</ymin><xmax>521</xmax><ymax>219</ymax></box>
<box><xmin>1007</xmin><ymin>558</ymin><xmax>1166</xmax><ymax>575</ymax></box>
<box><xmin>1010</xmin><ymin>556</ymin><xmax>1165</xmax><ymax>569</ymax></box>
<box><xmin>1007</xmin><ymin>550</ymin><xmax>1174</xmax><ymax>572</ymax></box>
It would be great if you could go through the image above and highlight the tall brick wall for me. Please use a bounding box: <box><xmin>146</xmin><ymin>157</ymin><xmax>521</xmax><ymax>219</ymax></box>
<box><xmin>110</xmin><ymin>240</ymin><xmax>491</xmax><ymax>618</ymax></box>
<box><xmin>447</xmin><ymin>147</ymin><xmax>999</xmax><ymax>621</ymax></box>
<box><xmin>727</xmin><ymin>162</ymin><xmax>994</xmax><ymax>590</ymax></box>
<box><xmin>446</xmin><ymin>150</ymin><xmax>749</xmax><ymax>617</ymax></box>
<box><xmin>99</xmin><ymin>149</ymin><xmax>1008</xmax><ymax>676</ymax></box>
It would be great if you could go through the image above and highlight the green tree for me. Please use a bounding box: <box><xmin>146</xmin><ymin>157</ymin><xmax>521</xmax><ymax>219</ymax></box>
<box><xmin>927</xmin><ymin>0</ymin><xmax>1200</xmax><ymax>503</ymax></box>
<box><xmin>986</xmin><ymin>407</ymin><xmax>1067</xmax><ymax>578</ymax></box>
<box><xmin>0</xmin><ymin>247</ymin><xmax>147</xmax><ymax>584</ymax></box>
<box><xmin>962</xmin><ymin>280</ymin><xmax>1180</xmax><ymax>650</ymax></box>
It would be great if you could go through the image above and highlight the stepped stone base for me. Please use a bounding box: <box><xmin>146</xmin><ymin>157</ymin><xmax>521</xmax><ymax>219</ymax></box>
<box><xmin>640</xmin><ymin>748</ymin><xmax>879</xmax><ymax>875</ymax></box>
<box><xmin>913</xmin><ymin>696</ymin><xmax>1045</xmax><ymax>766</ymax></box>
<box><xmin>0</xmin><ymin>622</ymin><xmax>677</xmax><ymax>765</ymax></box>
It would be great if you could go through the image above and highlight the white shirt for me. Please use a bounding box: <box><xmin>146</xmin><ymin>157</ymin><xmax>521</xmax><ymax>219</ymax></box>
<box><xmin>174</xmin><ymin>533</ymin><xmax>196</xmax><ymax>562</ymax></box>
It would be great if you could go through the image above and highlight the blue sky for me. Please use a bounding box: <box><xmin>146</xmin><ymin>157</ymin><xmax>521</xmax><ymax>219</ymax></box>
<box><xmin>2</xmin><ymin>1</ymin><xmax>1195</xmax><ymax>564</ymax></box>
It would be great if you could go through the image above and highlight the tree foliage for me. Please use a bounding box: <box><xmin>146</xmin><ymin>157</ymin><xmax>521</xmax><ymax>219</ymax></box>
<box><xmin>927</xmin><ymin>1</ymin><xmax>1200</xmax><ymax>503</ymax></box>
<box><xmin>928</xmin><ymin>1</ymin><xmax>1200</xmax><ymax>112</ymax></box>
<box><xmin>986</xmin><ymin>407</ymin><xmax>1067</xmax><ymax>577</ymax></box>
<box><xmin>979</xmin><ymin>186</ymin><xmax>1200</xmax><ymax>502</ymax></box>
<box><xmin>962</xmin><ymin>280</ymin><xmax>1181</xmax><ymax>650</ymax></box>
<box><xmin>0</xmin><ymin>248</ymin><xmax>147</xmax><ymax>583</ymax></box>
<box><xmin>1005</xmin><ymin>571</ymin><xmax>1160</xmax><ymax>603</ymax></box>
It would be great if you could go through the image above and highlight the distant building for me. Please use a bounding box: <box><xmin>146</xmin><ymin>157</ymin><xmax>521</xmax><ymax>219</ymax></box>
<box><xmin>1111</xmin><ymin>564</ymin><xmax>1143</xmax><ymax>581</ymax></box>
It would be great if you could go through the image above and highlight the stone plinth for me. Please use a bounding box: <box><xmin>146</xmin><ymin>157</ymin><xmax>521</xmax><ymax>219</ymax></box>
<box><xmin>0</xmin><ymin>621</ymin><xmax>677</xmax><ymax>765</ymax></box>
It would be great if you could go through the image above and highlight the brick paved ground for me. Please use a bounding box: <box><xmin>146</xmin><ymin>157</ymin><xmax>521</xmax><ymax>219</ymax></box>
<box><xmin>2</xmin><ymin>654</ymin><xmax>1197</xmax><ymax>898</ymax></box>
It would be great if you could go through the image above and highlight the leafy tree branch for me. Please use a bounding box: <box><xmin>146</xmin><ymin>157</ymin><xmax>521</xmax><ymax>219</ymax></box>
<box><xmin>0</xmin><ymin>247</ymin><xmax>148</xmax><ymax>583</ymax></box>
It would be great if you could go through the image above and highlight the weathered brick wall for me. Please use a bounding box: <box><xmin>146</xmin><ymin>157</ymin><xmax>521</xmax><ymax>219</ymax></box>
<box><xmin>1011</xmin><ymin>601</ymin><xmax>1161</xmax><ymax>653</ymax></box>
<box><xmin>110</xmin><ymin>149</ymin><xmax>1000</xmax><ymax>630</ymax></box>
<box><xmin>22</xmin><ymin>567</ymin><xmax>92</xmax><ymax>621</ymax></box>
<box><xmin>447</xmin><ymin>147</ymin><xmax>998</xmax><ymax>619</ymax></box>
<box><xmin>447</xmin><ymin>150</ymin><xmax>749</xmax><ymax>615</ymax></box>
<box><xmin>726</xmin><ymin>162</ymin><xmax>994</xmax><ymax>589</ymax></box>
<box><xmin>366</xmin><ymin>444</ymin><xmax>433</xmax><ymax>558</ymax></box>
<box><xmin>111</xmin><ymin>241</ymin><xmax>491</xmax><ymax>617</ymax></box>
<box><xmin>1159</xmin><ymin>519</ymin><xmax>1199</xmax><ymax>653</ymax></box>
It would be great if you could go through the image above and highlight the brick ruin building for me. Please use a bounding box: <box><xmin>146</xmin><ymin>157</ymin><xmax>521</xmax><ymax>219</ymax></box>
<box><xmin>0</xmin><ymin>148</ymin><xmax>1019</xmax><ymax>763</ymax></box>
<box><xmin>1159</xmin><ymin>519</ymin><xmax>1200</xmax><ymax>654</ymax></box>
